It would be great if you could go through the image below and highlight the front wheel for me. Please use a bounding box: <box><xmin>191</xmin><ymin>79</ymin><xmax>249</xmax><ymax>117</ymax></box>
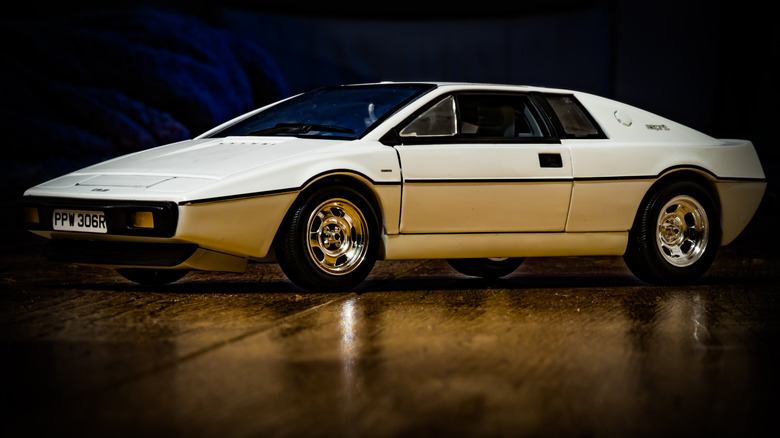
<box><xmin>623</xmin><ymin>180</ymin><xmax>720</xmax><ymax>285</ymax></box>
<box><xmin>275</xmin><ymin>185</ymin><xmax>378</xmax><ymax>292</ymax></box>
<box><xmin>447</xmin><ymin>257</ymin><xmax>524</xmax><ymax>279</ymax></box>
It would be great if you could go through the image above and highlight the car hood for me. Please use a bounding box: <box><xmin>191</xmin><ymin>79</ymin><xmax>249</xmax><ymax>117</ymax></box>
<box><xmin>24</xmin><ymin>136</ymin><xmax>359</xmax><ymax>200</ymax></box>
<box><xmin>85</xmin><ymin>137</ymin><xmax>334</xmax><ymax>179</ymax></box>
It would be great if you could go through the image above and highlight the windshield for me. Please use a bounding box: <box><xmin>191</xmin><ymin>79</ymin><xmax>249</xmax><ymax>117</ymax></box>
<box><xmin>207</xmin><ymin>84</ymin><xmax>433</xmax><ymax>139</ymax></box>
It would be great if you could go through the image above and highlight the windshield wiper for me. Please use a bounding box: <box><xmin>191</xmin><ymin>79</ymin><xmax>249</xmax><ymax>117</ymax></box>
<box><xmin>246</xmin><ymin>123</ymin><xmax>355</xmax><ymax>136</ymax></box>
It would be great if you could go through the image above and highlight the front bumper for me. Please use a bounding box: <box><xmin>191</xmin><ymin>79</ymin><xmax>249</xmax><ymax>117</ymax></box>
<box><xmin>19</xmin><ymin>196</ymin><xmax>179</xmax><ymax>238</ymax></box>
<box><xmin>18</xmin><ymin>196</ymin><xmax>252</xmax><ymax>273</ymax></box>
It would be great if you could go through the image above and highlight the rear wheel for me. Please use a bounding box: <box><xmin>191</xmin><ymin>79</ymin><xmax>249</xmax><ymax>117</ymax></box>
<box><xmin>275</xmin><ymin>185</ymin><xmax>378</xmax><ymax>292</ymax></box>
<box><xmin>447</xmin><ymin>257</ymin><xmax>524</xmax><ymax>279</ymax></box>
<box><xmin>624</xmin><ymin>180</ymin><xmax>720</xmax><ymax>284</ymax></box>
<box><xmin>116</xmin><ymin>268</ymin><xmax>189</xmax><ymax>285</ymax></box>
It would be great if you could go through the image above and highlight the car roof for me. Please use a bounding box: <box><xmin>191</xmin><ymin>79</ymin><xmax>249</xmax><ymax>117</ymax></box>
<box><xmin>360</xmin><ymin>81</ymin><xmax>577</xmax><ymax>95</ymax></box>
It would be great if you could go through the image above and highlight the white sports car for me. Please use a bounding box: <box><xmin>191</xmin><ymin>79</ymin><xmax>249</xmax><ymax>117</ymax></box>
<box><xmin>19</xmin><ymin>82</ymin><xmax>766</xmax><ymax>291</ymax></box>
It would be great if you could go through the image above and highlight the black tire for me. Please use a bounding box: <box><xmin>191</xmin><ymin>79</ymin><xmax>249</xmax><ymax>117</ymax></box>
<box><xmin>275</xmin><ymin>185</ymin><xmax>379</xmax><ymax>292</ymax></box>
<box><xmin>623</xmin><ymin>180</ymin><xmax>720</xmax><ymax>285</ymax></box>
<box><xmin>116</xmin><ymin>268</ymin><xmax>189</xmax><ymax>285</ymax></box>
<box><xmin>447</xmin><ymin>257</ymin><xmax>524</xmax><ymax>279</ymax></box>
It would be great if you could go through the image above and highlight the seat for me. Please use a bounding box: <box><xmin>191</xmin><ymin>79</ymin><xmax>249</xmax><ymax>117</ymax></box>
<box><xmin>477</xmin><ymin>105</ymin><xmax>515</xmax><ymax>137</ymax></box>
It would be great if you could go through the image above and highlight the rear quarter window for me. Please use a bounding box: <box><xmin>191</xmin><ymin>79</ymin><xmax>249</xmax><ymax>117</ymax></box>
<box><xmin>542</xmin><ymin>94</ymin><xmax>605</xmax><ymax>139</ymax></box>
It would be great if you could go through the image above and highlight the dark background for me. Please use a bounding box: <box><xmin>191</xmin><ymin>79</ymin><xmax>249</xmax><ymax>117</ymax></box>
<box><xmin>2</xmin><ymin>0</ymin><xmax>777</xmax><ymax>202</ymax></box>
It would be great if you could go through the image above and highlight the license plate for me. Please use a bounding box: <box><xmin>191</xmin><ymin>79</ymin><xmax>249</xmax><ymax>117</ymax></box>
<box><xmin>53</xmin><ymin>209</ymin><xmax>107</xmax><ymax>234</ymax></box>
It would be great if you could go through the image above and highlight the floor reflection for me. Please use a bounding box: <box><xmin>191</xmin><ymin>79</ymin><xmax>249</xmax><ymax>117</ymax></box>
<box><xmin>340</xmin><ymin>297</ymin><xmax>359</xmax><ymax>411</ymax></box>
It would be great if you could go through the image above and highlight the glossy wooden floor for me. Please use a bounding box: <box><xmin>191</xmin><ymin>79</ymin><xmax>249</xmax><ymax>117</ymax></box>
<box><xmin>2</xmin><ymin>213</ymin><xmax>778</xmax><ymax>438</ymax></box>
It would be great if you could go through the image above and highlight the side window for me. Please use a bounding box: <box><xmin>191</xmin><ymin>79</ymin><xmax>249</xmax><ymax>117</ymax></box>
<box><xmin>543</xmin><ymin>94</ymin><xmax>603</xmax><ymax>138</ymax></box>
<box><xmin>457</xmin><ymin>94</ymin><xmax>548</xmax><ymax>139</ymax></box>
<box><xmin>399</xmin><ymin>92</ymin><xmax>550</xmax><ymax>142</ymax></box>
<box><xmin>399</xmin><ymin>96</ymin><xmax>456</xmax><ymax>138</ymax></box>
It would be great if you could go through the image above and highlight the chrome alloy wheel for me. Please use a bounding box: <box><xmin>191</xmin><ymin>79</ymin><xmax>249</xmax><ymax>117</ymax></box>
<box><xmin>656</xmin><ymin>195</ymin><xmax>709</xmax><ymax>267</ymax></box>
<box><xmin>307</xmin><ymin>198</ymin><xmax>369</xmax><ymax>275</ymax></box>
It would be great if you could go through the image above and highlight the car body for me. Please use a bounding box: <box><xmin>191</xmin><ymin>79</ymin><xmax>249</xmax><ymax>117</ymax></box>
<box><xmin>19</xmin><ymin>82</ymin><xmax>766</xmax><ymax>291</ymax></box>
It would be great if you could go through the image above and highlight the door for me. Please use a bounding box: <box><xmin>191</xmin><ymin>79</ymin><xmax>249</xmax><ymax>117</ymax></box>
<box><xmin>394</xmin><ymin>92</ymin><xmax>573</xmax><ymax>233</ymax></box>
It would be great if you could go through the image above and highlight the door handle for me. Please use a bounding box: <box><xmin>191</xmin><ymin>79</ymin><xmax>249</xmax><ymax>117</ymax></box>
<box><xmin>538</xmin><ymin>153</ymin><xmax>563</xmax><ymax>168</ymax></box>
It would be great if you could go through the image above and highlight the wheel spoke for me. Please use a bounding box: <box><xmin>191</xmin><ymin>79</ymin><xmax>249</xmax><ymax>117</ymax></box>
<box><xmin>320</xmin><ymin>253</ymin><xmax>339</xmax><ymax>268</ymax></box>
<box><xmin>660</xmin><ymin>242</ymin><xmax>678</xmax><ymax>258</ymax></box>
<box><xmin>309</xmin><ymin>230</ymin><xmax>322</xmax><ymax>251</ymax></box>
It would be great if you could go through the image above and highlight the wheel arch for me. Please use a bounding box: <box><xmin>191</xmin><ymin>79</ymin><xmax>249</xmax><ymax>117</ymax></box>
<box><xmin>640</xmin><ymin>166</ymin><xmax>765</xmax><ymax>245</ymax></box>
<box><xmin>623</xmin><ymin>167</ymin><xmax>723</xmax><ymax>284</ymax></box>
<box><xmin>276</xmin><ymin>171</ymin><xmax>388</xmax><ymax>254</ymax></box>
<box><xmin>652</xmin><ymin>168</ymin><xmax>720</xmax><ymax>204</ymax></box>
<box><xmin>631</xmin><ymin>167</ymin><xmax>721</xmax><ymax>243</ymax></box>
